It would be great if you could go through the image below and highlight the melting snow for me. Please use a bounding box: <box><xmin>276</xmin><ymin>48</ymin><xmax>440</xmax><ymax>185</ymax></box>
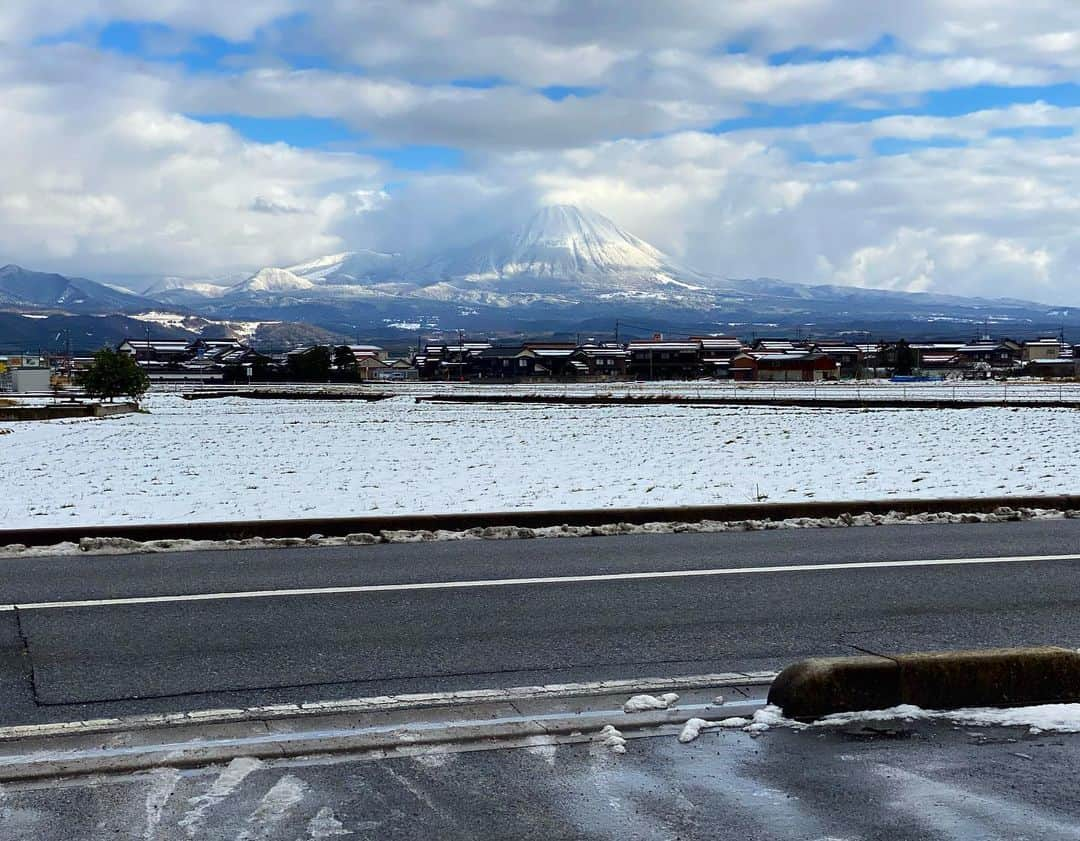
<box><xmin>678</xmin><ymin>718</ymin><xmax>710</xmax><ymax>743</ymax></box>
<box><xmin>623</xmin><ymin>692</ymin><xmax>680</xmax><ymax>713</ymax></box>
<box><xmin>599</xmin><ymin>724</ymin><xmax>628</xmax><ymax>754</ymax></box>
<box><xmin>179</xmin><ymin>756</ymin><xmax>263</xmax><ymax>836</ymax></box>
<box><xmin>815</xmin><ymin>703</ymin><xmax>1080</xmax><ymax>735</ymax></box>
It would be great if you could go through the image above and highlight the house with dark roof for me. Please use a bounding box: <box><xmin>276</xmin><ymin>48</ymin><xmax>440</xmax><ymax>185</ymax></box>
<box><xmin>627</xmin><ymin>340</ymin><xmax>703</xmax><ymax>380</ymax></box>
<box><xmin>569</xmin><ymin>344</ymin><xmax>629</xmax><ymax>378</ymax></box>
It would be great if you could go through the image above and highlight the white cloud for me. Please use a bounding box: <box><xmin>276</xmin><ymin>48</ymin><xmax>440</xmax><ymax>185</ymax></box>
<box><xmin>0</xmin><ymin>1</ymin><xmax>301</xmax><ymax>43</ymax></box>
<box><xmin>3</xmin><ymin>1</ymin><xmax>1080</xmax><ymax>305</ymax></box>
<box><xmin>444</xmin><ymin>121</ymin><xmax>1080</xmax><ymax>303</ymax></box>
<box><xmin>0</xmin><ymin>50</ymin><xmax>383</xmax><ymax>276</ymax></box>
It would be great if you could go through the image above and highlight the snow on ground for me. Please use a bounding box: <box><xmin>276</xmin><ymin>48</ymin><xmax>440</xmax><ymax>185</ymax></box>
<box><xmin>2</xmin><ymin>393</ymin><xmax>1079</xmax><ymax>528</ymax></box>
<box><xmin>813</xmin><ymin>703</ymin><xmax>1080</xmax><ymax>735</ymax></box>
<box><xmin>160</xmin><ymin>379</ymin><xmax>1080</xmax><ymax>405</ymax></box>
<box><xmin>623</xmin><ymin>693</ymin><xmax>680</xmax><ymax>713</ymax></box>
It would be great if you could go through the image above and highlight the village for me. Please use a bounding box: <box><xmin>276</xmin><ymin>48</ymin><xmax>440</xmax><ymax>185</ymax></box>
<box><xmin>3</xmin><ymin>332</ymin><xmax>1080</xmax><ymax>391</ymax></box>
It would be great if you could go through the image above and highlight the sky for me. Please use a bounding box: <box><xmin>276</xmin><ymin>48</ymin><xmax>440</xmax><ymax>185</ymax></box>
<box><xmin>3</xmin><ymin>1</ymin><xmax>1080</xmax><ymax>302</ymax></box>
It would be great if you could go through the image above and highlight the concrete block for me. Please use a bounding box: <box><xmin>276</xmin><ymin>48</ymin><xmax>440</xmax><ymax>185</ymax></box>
<box><xmin>768</xmin><ymin>646</ymin><xmax>1080</xmax><ymax>720</ymax></box>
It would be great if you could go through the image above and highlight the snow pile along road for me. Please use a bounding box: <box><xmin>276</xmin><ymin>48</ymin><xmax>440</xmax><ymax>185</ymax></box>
<box><xmin>676</xmin><ymin>702</ymin><xmax>1080</xmax><ymax>742</ymax></box>
<box><xmin>814</xmin><ymin>703</ymin><xmax>1080</xmax><ymax>735</ymax></box>
<box><xmin>0</xmin><ymin>506</ymin><xmax>1074</xmax><ymax>559</ymax></box>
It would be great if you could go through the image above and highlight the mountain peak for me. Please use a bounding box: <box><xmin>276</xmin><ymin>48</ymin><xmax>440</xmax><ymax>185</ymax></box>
<box><xmin>233</xmin><ymin>266</ymin><xmax>315</xmax><ymax>294</ymax></box>
<box><xmin>433</xmin><ymin>202</ymin><xmax>682</xmax><ymax>287</ymax></box>
<box><xmin>520</xmin><ymin>204</ymin><xmax>630</xmax><ymax>243</ymax></box>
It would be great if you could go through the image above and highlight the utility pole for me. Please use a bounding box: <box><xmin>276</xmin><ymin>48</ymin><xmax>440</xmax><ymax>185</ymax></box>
<box><xmin>457</xmin><ymin>328</ymin><xmax>465</xmax><ymax>381</ymax></box>
<box><xmin>614</xmin><ymin>319</ymin><xmax>620</xmax><ymax>345</ymax></box>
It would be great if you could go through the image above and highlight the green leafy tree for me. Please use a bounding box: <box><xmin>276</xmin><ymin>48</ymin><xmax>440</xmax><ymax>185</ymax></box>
<box><xmin>333</xmin><ymin>345</ymin><xmax>357</xmax><ymax>372</ymax></box>
<box><xmin>78</xmin><ymin>347</ymin><xmax>150</xmax><ymax>402</ymax></box>
<box><xmin>287</xmin><ymin>346</ymin><xmax>332</xmax><ymax>381</ymax></box>
<box><xmin>893</xmin><ymin>339</ymin><xmax>916</xmax><ymax>376</ymax></box>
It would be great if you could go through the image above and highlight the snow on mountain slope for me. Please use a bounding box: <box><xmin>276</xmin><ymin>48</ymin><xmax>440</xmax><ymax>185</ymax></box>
<box><xmin>286</xmin><ymin>249</ymin><xmax>403</xmax><ymax>284</ymax></box>
<box><xmin>208</xmin><ymin>205</ymin><xmax>712</xmax><ymax>308</ymax></box>
<box><xmin>145</xmin><ymin>277</ymin><xmax>231</xmax><ymax>298</ymax></box>
<box><xmin>231</xmin><ymin>266</ymin><xmax>316</xmax><ymax>294</ymax></box>
<box><xmin>418</xmin><ymin>205</ymin><xmax>710</xmax><ymax>294</ymax></box>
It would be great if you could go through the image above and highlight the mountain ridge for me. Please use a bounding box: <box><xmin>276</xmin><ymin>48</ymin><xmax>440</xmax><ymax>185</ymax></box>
<box><xmin>3</xmin><ymin>206</ymin><xmax>1078</xmax><ymax>343</ymax></box>
<box><xmin>0</xmin><ymin>264</ymin><xmax>160</xmax><ymax>313</ymax></box>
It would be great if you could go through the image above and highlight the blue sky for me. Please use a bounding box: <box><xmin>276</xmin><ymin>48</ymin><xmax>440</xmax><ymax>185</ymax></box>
<box><xmin>76</xmin><ymin>16</ymin><xmax>1080</xmax><ymax>161</ymax></box>
<box><xmin>4</xmin><ymin>2</ymin><xmax>1080</xmax><ymax>301</ymax></box>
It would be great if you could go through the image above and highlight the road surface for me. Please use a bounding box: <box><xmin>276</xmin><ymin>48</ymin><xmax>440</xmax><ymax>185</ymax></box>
<box><xmin>5</xmin><ymin>717</ymin><xmax>1080</xmax><ymax>840</ymax></box>
<box><xmin>3</xmin><ymin>519</ymin><xmax>1080</xmax><ymax>727</ymax></box>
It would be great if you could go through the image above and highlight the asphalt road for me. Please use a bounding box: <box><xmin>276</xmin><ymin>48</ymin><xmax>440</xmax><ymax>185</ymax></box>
<box><xmin>3</xmin><ymin>519</ymin><xmax>1080</xmax><ymax>726</ymax></box>
<box><xmin>6</xmin><ymin>719</ymin><xmax>1080</xmax><ymax>840</ymax></box>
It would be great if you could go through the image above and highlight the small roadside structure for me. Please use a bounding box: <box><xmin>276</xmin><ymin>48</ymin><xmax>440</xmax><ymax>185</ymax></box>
<box><xmin>0</xmin><ymin>367</ymin><xmax>52</xmax><ymax>393</ymax></box>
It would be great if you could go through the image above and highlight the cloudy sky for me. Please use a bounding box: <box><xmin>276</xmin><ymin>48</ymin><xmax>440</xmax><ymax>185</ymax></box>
<box><xmin>3</xmin><ymin>1</ymin><xmax>1080</xmax><ymax>302</ymax></box>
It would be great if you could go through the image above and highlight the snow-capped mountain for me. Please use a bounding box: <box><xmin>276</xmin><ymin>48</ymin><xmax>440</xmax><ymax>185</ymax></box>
<box><xmin>144</xmin><ymin>276</ymin><xmax>231</xmax><ymax>298</ymax></box>
<box><xmin>285</xmin><ymin>250</ymin><xmax>403</xmax><ymax>285</ymax></box>
<box><xmin>107</xmin><ymin>202</ymin><xmax>1080</xmax><ymax>338</ymax></box>
<box><xmin>230</xmin><ymin>267</ymin><xmax>316</xmax><ymax>294</ymax></box>
<box><xmin>419</xmin><ymin>205</ymin><xmax>710</xmax><ymax>296</ymax></box>
<box><xmin>203</xmin><ymin>205</ymin><xmax>715</xmax><ymax>308</ymax></box>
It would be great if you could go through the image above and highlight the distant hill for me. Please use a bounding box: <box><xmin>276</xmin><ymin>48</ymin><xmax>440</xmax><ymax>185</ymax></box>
<box><xmin>0</xmin><ymin>312</ymin><xmax>198</xmax><ymax>355</ymax></box>
<box><xmin>0</xmin><ymin>264</ymin><xmax>159</xmax><ymax>313</ymax></box>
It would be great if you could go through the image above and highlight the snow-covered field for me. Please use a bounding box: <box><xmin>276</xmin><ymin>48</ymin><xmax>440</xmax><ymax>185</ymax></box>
<box><xmin>3</xmin><ymin>393</ymin><xmax>1078</xmax><ymax>528</ymax></box>
<box><xmin>161</xmin><ymin>378</ymin><xmax>1080</xmax><ymax>405</ymax></box>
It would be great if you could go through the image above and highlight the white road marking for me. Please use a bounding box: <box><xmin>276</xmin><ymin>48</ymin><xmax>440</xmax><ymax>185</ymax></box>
<box><xmin>2</xmin><ymin>552</ymin><xmax>1078</xmax><ymax>612</ymax></box>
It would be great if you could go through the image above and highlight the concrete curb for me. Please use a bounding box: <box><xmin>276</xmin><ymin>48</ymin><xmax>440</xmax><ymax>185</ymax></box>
<box><xmin>0</xmin><ymin>671</ymin><xmax>774</xmax><ymax>743</ymax></box>
<box><xmin>768</xmin><ymin>646</ymin><xmax>1080</xmax><ymax>720</ymax></box>
<box><xmin>0</xmin><ymin>673</ymin><xmax>772</xmax><ymax>781</ymax></box>
<box><xmin>2</xmin><ymin>495</ymin><xmax>1078</xmax><ymax>547</ymax></box>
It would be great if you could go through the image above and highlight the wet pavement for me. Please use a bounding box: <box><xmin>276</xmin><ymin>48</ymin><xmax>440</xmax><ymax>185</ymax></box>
<box><xmin>4</xmin><ymin>716</ymin><xmax>1079</xmax><ymax>840</ymax></box>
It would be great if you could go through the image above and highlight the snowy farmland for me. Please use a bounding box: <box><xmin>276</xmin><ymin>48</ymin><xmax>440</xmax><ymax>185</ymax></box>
<box><xmin>3</xmin><ymin>393</ymin><xmax>1079</xmax><ymax>528</ymax></box>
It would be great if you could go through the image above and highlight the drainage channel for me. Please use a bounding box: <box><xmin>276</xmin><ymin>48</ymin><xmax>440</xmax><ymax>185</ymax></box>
<box><xmin>0</xmin><ymin>674</ymin><xmax>773</xmax><ymax>783</ymax></box>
